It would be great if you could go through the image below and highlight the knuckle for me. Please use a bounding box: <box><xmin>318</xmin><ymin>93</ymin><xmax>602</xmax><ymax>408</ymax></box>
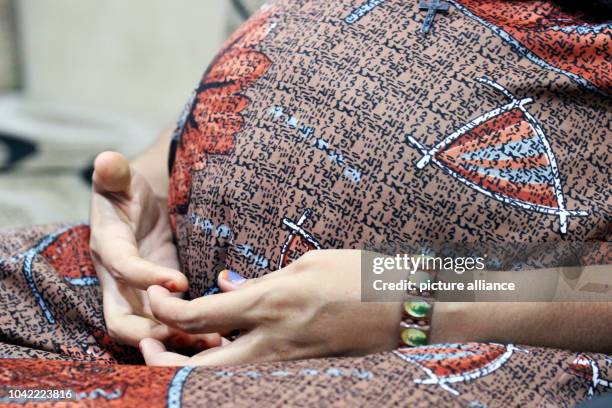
<box><xmin>107</xmin><ymin>258</ymin><xmax>128</xmax><ymax>280</ymax></box>
<box><xmin>110</xmin><ymin>271</ymin><xmax>128</xmax><ymax>286</ymax></box>
<box><xmin>293</xmin><ymin>250</ymin><xmax>319</xmax><ymax>270</ymax></box>
<box><xmin>162</xmin><ymin>304</ymin><xmax>204</xmax><ymax>333</ymax></box>
<box><xmin>263</xmin><ymin>290</ymin><xmax>288</xmax><ymax>309</ymax></box>
<box><xmin>255</xmin><ymin>290</ymin><xmax>290</xmax><ymax>324</ymax></box>
<box><xmin>174</xmin><ymin>320</ymin><xmax>204</xmax><ymax>335</ymax></box>
<box><xmin>88</xmin><ymin>228</ymin><xmax>111</xmax><ymax>255</ymax></box>
<box><xmin>258</xmin><ymin>309</ymin><xmax>283</xmax><ymax>325</ymax></box>
<box><xmin>177</xmin><ymin>323</ymin><xmax>203</xmax><ymax>335</ymax></box>
<box><xmin>300</xmin><ymin>249</ymin><xmax>319</xmax><ymax>262</ymax></box>
<box><xmin>179</xmin><ymin>303</ymin><xmax>198</xmax><ymax>322</ymax></box>
<box><xmin>149</xmin><ymin>298</ymin><xmax>168</xmax><ymax>318</ymax></box>
<box><xmin>246</xmin><ymin>276</ymin><xmax>265</xmax><ymax>286</ymax></box>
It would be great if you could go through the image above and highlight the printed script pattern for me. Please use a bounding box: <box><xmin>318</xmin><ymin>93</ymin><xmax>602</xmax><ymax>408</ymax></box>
<box><xmin>0</xmin><ymin>1</ymin><xmax>610</xmax><ymax>407</ymax></box>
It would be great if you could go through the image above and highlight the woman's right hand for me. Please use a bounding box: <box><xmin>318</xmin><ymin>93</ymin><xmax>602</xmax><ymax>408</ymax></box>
<box><xmin>89</xmin><ymin>151</ymin><xmax>220</xmax><ymax>349</ymax></box>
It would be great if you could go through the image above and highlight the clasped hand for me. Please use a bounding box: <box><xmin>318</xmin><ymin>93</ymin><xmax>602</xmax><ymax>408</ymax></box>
<box><xmin>139</xmin><ymin>249</ymin><xmax>401</xmax><ymax>366</ymax></box>
<box><xmin>91</xmin><ymin>152</ymin><xmax>399</xmax><ymax>366</ymax></box>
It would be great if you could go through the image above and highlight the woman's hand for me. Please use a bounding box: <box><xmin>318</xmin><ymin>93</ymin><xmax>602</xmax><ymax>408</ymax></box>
<box><xmin>90</xmin><ymin>151</ymin><xmax>220</xmax><ymax>349</ymax></box>
<box><xmin>139</xmin><ymin>249</ymin><xmax>401</xmax><ymax>366</ymax></box>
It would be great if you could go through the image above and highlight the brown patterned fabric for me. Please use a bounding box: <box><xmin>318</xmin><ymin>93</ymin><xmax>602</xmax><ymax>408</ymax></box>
<box><xmin>1</xmin><ymin>0</ymin><xmax>611</xmax><ymax>406</ymax></box>
<box><xmin>0</xmin><ymin>226</ymin><xmax>610</xmax><ymax>407</ymax></box>
<box><xmin>168</xmin><ymin>0</ymin><xmax>610</xmax><ymax>299</ymax></box>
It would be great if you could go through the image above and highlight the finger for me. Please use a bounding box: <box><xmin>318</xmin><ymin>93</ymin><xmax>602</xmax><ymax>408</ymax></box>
<box><xmin>92</xmin><ymin>151</ymin><xmax>132</xmax><ymax>196</ymax></box>
<box><xmin>90</xmin><ymin>161</ymin><xmax>183</xmax><ymax>291</ymax></box>
<box><xmin>186</xmin><ymin>335</ymin><xmax>262</xmax><ymax>366</ymax></box>
<box><xmin>105</xmin><ymin>312</ymin><xmax>219</xmax><ymax>348</ymax></box>
<box><xmin>107</xmin><ymin>314</ymin><xmax>223</xmax><ymax>350</ymax></box>
<box><xmin>166</xmin><ymin>332</ymin><xmax>223</xmax><ymax>351</ymax></box>
<box><xmin>140</xmin><ymin>338</ymin><xmax>190</xmax><ymax>366</ymax></box>
<box><xmin>90</xmin><ymin>150</ymin><xmax>161</xmax><ymax>234</ymax></box>
<box><xmin>142</xmin><ymin>335</ymin><xmax>262</xmax><ymax>367</ymax></box>
<box><xmin>217</xmin><ymin>269</ymin><xmax>246</xmax><ymax>292</ymax></box>
<box><xmin>147</xmin><ymin>285</ymin><xmax>261</xmax><ymax>333</ymax></box>
<box><xmin>105</xmin><ymin>313</ymin><xmax>173</xmax><ymax>347</ymax></box>
<box><xmin>217</xmin><ymin>263</ymin><xmax>301</xmax><ymax>292</ymax></box>
<box><xmin>94</xmin><ymin>244</ymin><xmax>187</xmax><ymax>291</ymax></box>
<box><xmin>108</xmin><ymin>255</ymin><xmax>188</xmax><ymax>292</ymax></box>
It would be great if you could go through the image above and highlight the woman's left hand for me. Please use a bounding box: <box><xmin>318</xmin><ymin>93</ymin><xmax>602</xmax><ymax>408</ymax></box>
<box><xmin>139</xmin><ymin>249</ymin><xmax>401</xmax><ymax>366</ymax></box>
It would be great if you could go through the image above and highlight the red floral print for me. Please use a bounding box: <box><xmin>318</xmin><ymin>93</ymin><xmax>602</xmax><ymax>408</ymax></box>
<box><xmin>168</xmin><ymin>8</ymin><xmax>276</xmax><ymax>229</ymax></box>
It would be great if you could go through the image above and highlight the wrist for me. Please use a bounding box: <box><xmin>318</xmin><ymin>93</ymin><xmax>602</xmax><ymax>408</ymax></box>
<box><xmin>356</xmin><ymin>301</ymin><xmax>402</xmax><ymax>353</ymax></box>
<box><xmin>430</xmin><ymin>302</ymin><xmax>476</xmax><ymax>344</ymax></box>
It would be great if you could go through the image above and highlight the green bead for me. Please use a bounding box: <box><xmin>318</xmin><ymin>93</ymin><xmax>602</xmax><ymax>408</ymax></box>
<box><xmin>404</xmin><ymin>300</ymin><xmax>431</xmax><ymax>318</ymax></box>
<box><xmin>400</xmin><ymin>328</ymin><xmax>427</xmax><ymax>347</ymax></box>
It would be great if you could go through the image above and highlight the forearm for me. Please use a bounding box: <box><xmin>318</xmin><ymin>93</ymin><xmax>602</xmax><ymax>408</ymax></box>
<box><xmin>130</xmin><ymin>127</ymin><xmax>173</xmax><ymax>199</ymax></box>
<box><xmin>432</xmin><ymin>301</ymin><xmax>612</xmax><ymax>353</ymax></box>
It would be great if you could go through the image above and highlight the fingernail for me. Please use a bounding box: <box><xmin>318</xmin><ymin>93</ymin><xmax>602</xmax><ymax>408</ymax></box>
<box><xmin>220</xmin><ymin>269</ymin><xmax>245</xmax><ymax>284</ymax></box>
<box><xmin>165</xmin><ymin>281</ymin><xmax>179</xmax><ymax>292</ymax></box>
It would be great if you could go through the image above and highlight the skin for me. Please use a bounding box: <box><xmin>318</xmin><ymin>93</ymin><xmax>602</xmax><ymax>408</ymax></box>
<box><xmin>140</xmin><ymin>250</ymin><xmax>401</xmax><ymax>366</ymax></box>
<box><xmin>91</xmin><ymin>129</ymin><xmax>612</xmax><ymax>367</ymax></box>
<box><xmin>90</xmin><ymin>129</ymin><xmax>222</xmax><ymax>350</ymax></box>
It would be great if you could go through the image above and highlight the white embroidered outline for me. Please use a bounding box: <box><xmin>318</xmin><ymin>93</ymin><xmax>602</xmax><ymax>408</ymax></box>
<box><xmin>406</xmin><ymin>77</ymin><xmax>588</xmax><ymax>234</ymax></box>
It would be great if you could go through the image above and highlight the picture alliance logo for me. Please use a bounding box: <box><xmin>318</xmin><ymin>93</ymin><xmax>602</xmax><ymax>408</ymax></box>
<box><xmin>372</xmin><ymin>254</ymin><xmax>487</xmax><ymax>275</ymax></box>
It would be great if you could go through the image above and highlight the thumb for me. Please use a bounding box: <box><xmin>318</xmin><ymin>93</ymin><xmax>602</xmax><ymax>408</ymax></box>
<box><xmin>92</xmin><ymin>151</ymin><xmax>132</xmax><ymax>197</ymax></box>
<box><xmin>217</xmin><ymin>263</ymin><xmax>300</xmax><ymax>292</ymax></box>
<box><xmin>217</xmin><ymin>269</ymin><xmax>247</xmax><ymax>292</ymax></box>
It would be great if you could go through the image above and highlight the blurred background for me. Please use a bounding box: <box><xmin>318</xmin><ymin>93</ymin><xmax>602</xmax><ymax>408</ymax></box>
<box><xmin>0</xmin><ymin>0</ymin><xmax>264</xmax><ymax>229</ymax></box>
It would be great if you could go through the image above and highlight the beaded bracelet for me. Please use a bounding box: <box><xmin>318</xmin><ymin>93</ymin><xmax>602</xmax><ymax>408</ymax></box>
<box><xmin>398</xmin><ymin>266</ymin><xmax>437</xmax><ymax>348</ymax></box>
<box><xmin>399</xmin><ymin>298</ymin><xmax>434</xmax><ymax>347</ymax></box>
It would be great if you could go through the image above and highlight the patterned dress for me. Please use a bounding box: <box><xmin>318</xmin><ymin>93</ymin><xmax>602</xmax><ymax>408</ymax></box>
<box><xmin>1</xmin><ymin>1</ymin><xmax>611</xmax><ymax>406</ymax></box>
